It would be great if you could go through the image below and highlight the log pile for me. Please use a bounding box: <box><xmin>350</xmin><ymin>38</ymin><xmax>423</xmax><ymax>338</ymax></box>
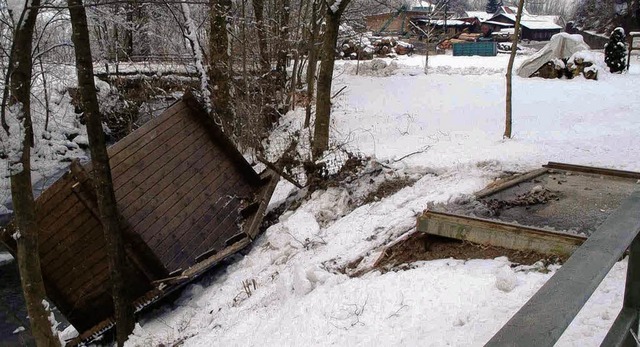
<box><xmin>438</xmin><ymin>33</ymin><xmax>482</xmax><ymax>50</ymax></box>
<box><xmin>531</xmin><ymin>53</ymin><xmax>599</xmax><ymax>80</ymax></box>
<box><xmin>567</xmin><ymin>55</ymin><xmax>598</xmax><ymax>80</ymax></box>
<box><xmin>339</xmin><ymin>37</ymin><xmax>414</xmax><ymax>60</ymax></box>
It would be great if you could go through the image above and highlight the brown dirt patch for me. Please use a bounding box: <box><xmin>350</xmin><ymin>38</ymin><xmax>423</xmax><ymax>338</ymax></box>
<box><xmin>351</xmin><ymin>233</ymin><xmax>565</xmax><ymax>276</ymax></box>
<box><xmin>363</xmin><ymin>176</ymin><xmax>418</xmax><ymax>204</ymax></box>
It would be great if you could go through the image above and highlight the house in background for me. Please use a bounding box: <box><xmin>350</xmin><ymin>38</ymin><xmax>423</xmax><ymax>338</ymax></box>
<box><xmin>364</xmin><ymin>0</ymin><xmax>468</xmax><ymax>36</ymax></box>
<box><xmin>364</xmin><ymin>3</ymin><xmax>563</xmax><ymax>41</ymax></box>
<box><xmin>462</xmin><ymin>6</ymin><xmax>563</xmax><ymax>41</ymax></box>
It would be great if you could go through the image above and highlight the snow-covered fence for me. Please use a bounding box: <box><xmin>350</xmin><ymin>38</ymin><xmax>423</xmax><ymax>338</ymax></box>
<box><xmin>627</xmin><ymin>32</ymin><xmax>640</xmax><ymax>71</ymax></box>
<box><xmin>486</xmin><ymin>191</ymin><xmax>640</xmax><ymax>346</ymax></box>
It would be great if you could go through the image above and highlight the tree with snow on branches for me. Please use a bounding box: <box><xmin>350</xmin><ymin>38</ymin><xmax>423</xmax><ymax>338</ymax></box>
<box><xmin>605</xmin><ymin>27</ymin><xmax>627</xmax><ymax>73</ymax></box>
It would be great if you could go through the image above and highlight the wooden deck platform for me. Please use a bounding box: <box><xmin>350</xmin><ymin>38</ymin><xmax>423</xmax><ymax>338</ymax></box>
<box><xmin>0</xmin><ymin>93</ymin><xmax>278</xmax><ymax>345</ymax></box>
<box><xmin>417</xmin><ymin>162</ymin><xmax>640</xmax><ymax>257</ymax></box>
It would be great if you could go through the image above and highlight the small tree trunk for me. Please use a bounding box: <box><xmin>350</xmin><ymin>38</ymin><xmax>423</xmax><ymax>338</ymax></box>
<box><xmin>312</xmin><ymin>0</ymin><xmax>351</xmax><ymax>159</ymax></box>
<box><xmin>304</xmin><ymin>0</ymin><xmax>323</xmax><ymax>128</ymax></box>
<box><xmin>210</xmin><ymin>0</ymin><xmax>233</xmax><ymax>131</ymax></box>
<box><xmin>252</xmin><ymin>0</ymin><xmax>270</xmax><ymax>73</ymax></box>
<box><xmin>276</xmin><ymin>0</ymin><xmax>291</xmax><ymax>107</ymax></box>
<box><xmin>6</xmin><ymin>1</ymin><xmax>61</xmax><ymax>345</ymax></box>
<box><xmin>124</xmin><ymin>2</ymin><xmax>134</xmax><ymax>57</ymax></box>
<box><xmin>287</xmin><ymin>50</ymin><xmax>299</xmax><ymax>109</ymax></box>
<box><xmin>180</xmin><ymin>1</ymin><xmax>211</xmax><ymax>111</ymax></box>
<box><xmin>38</xmin><ymin>58</ymin><xmax>51</xmax><ymax>132</ymax></box>
<box><xmin>504</xmin><ymin>0</ymin><xmax>525</xmax><ymax>139</ymax></box>
<box><xmin>67</xmin><ymin>0</ymin><xmax>134</xmax><ymax>345</ymax></box>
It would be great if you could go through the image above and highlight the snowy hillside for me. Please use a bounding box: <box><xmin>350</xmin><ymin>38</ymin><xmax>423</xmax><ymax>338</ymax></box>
<box><xmin>121</xmin><ymin>52</ymin><xmax>640</xmax><ymax>347</ymax></box>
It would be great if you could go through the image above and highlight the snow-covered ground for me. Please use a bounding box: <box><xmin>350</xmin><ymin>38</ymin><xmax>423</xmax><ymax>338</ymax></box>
<box><xmin>123</xmin><ymin>52</ymin><xmax>640</xmax><ymax>347</ymax></box>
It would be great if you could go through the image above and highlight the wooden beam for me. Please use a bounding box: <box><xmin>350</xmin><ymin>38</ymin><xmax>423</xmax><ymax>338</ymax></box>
<box><xmin>243</xmin><ymin>171</ymin><xmax>280</xmax><ymax>239</ymax></box>
<box><xmin>486</xmin><ymin>191</ymin><xmax>640</xmax><ymax>347</ymax></box>
<box><xmin>183</xmin><ymin>238</ymin><xmax>251</xmax><ymax>278</ymax></box>
<box><xmin>543</xmin><ymin>162</ymin><xmax>640</xmax><ymax>180</ymax></box>
<box><xmin>474</xmin><ymin>168</ymin><xmax>548</xmax><ymax>198</ymax></box>
<box><xmin>417</xmin><ymin>210</ymin><xmax>586</xmax><ymax>257</ymax></box>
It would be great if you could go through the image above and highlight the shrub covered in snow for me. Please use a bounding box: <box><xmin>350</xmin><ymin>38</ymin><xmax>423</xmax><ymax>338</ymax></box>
<box><xmin>604</xmin><ymin>27</ymin><xmax>627</xmax><ymax>73</ymax></box>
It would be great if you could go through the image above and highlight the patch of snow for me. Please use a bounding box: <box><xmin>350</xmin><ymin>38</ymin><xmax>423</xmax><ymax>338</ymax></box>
<box><xmin>72</xmin><ymin>135</ymin><xmax>89</xmax><ymax>147</ymax></box>
<box><xmin>0</xmin><ymin>252</ymin><xmax>14</xmax><ymax>265</ymax></box>
<box><xmin>495</xmin><ymin>264</ymin><xmax>518</xmax><ymax>292</ymax></box>
<box><xmin>568</xmin><ymin>50</ymin><xmax>597</xmax><ymax>65</ymax></box>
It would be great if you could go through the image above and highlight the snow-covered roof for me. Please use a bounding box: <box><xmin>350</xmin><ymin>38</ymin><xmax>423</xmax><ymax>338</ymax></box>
<box><xmin>520</xmin><ymin>20</ymin><xmax>562</xmax><ymax>30</ymax></box>
<box><xmin>410</xmin><ymin>0</ymin><xmax>434</xmax><ymax>11</ymax></box>
<box><xmin>495</xmin><ymin>13</ymin><xmax>562</xmax><ymax>30</ymax></box>
<box><xmin>413</xmin><ymin>18</ymin><xmax>471</xmax><ymax>26</ymax></box>
<box><xmin>485</xmin><ymin>20</ymin><xmax>513</xmax><ymax>27</ymax></box>
<box><xmin>464</xmin><ymin>11</ymin><xmax>493</xmax><ymax>22</ymax></box>
<box><xmin>499</xmin><ymin>6</ymin><xmax>530</xmax><ymax>16</ymax></box>
<box><xmin>535</xmin><ymin>15</ymin><xmax>562</xmax><ymax>24</ymax></box>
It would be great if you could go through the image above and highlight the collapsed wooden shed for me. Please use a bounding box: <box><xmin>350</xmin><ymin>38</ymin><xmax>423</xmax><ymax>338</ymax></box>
<box><xmin>0</xmin><ymin>93</ymin><xmax>278</xmax><ymax>344</ymax></box>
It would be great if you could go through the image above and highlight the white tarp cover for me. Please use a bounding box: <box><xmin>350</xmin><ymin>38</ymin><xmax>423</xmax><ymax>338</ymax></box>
<box><xmin>516</xmin><ymin>33</ymin><xmax>591</xmax><ymax>77</ymax></box>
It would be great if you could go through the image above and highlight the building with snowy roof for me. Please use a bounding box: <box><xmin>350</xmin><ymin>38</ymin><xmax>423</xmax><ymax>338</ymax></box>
<box><xmin>462</xmin><ymin>6</ymin><xmax>564</xmax><ymax>41</ymax></box>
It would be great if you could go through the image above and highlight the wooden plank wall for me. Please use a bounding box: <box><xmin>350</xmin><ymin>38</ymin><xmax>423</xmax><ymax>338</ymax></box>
<box><xmin>109</xmin><ymin>101</ymin><xmax>257</xmax><ymax>272</ymax></box>
<box><xmin>29</xmin><ymin>171</ymin><xmax>151</xmax><ymax>331</ymax></box>
<box><xmin>2</xmin><ymin>98</ymin><xmax>266</xmax><ymax>333</ymax></box>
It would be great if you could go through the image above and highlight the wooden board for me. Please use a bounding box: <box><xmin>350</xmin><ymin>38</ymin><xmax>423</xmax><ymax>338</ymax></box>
<box><xmin>417</xmin><ymin>210</ymin><xmax>586</xmax><ymax>257</ymax></box>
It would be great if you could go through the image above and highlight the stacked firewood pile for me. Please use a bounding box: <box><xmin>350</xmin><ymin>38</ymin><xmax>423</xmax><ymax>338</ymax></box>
<box><xmin>339</xmin><ymin>37</ymin><xmax>414</xmax><ymax>60</ymax></box>
<box><xmin>438</xmin><ymin>33</ymin><xmax>482</xmax><ymax>49</ymax></box>
<box><xmin>531</xmin><ymin>53</ymin><xmax>599</xmax><ymax>80</ymax></box>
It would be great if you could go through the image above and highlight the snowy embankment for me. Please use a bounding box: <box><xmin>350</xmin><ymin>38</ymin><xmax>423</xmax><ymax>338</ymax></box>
<box><xmin>126</xmin><ymin>52</ymin><xmax>640</xmax><ymax>347</ymax></box>
<box><xmin>0</xmin><ymin>65</ymin><xmax>89</xmax><ymax>210</ymax></box>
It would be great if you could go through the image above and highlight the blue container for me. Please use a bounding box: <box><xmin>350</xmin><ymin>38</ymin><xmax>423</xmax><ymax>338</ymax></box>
<box><xmin>453</xmin><ymin>42</ymin><xmax>498</xmax><ymax>56</ymax></box>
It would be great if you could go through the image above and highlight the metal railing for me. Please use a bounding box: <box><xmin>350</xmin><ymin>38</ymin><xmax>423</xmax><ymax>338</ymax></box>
<box><xmin>486</xmin><ymin>191</ymin><xmax>640</xmax><ymax>347</ymax></box>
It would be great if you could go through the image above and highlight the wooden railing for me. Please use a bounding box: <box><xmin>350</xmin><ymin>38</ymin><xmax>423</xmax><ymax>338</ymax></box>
<box><xmin>486</xmin><ymin>191</ymin><xmax>640</xmax><ymax>347</ymax></box>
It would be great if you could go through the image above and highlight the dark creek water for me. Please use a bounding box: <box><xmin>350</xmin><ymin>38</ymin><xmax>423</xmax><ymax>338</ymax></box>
<box><xmin>0</xmin><ymin>257</ymin><xmax>34</xmax><ymax>346</ymax></box>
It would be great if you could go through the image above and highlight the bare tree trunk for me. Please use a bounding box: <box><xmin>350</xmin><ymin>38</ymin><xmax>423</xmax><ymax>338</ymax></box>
<box><xmin>287</xmin><ymin>50</ymin><xmax>299</xmax><ymax>109</ymax></box>
<box><xmin>67</xmin><ymin>0</ymin><xmax>134</xmax><ymax>345</ymax></box>
<box><xmin>5</xmin><ymin>1</ymin><xmax>61</xmax><ymax>345</ymax></box>
<box><xmin>505</xmin><ymin>0</ymin><xmax>525</xmax><ymax>139</ymax></box>
<box><xmin>124</xmin><ymin>2</ymin><xmax>134</xmax><ymax>57</ymax></box>
<box><xmin>252</xmin><ymin>0</ymin><xmax>270</xmax><ymax>73</ymax></box>
<box><xmin>210</xmin><ymin>0</ymin><xmax>233</xmax><ymax>131</ymax></box>
<box><xmin>276</xmin><ymin>0</ymin><xmax>291</xmax><ymax>108</ymax></box>
<box><xmin>312</xmin><ymin>0</ymin><xmax>351</xmax><ymax>159</ymax></box>
<box><xmin>180</xmin><ymin>1</ymin><xmax>211</xmax><ymax>110</ymax></box>
<box><xmin>304</xmin><ymin>0</ymin><xmax>322</xmax><ymax>128</ymax></box>
<box><xmin>38</xmin><ymin>58</ymin><xmax>51</xmax><ymax>132</ymax></box>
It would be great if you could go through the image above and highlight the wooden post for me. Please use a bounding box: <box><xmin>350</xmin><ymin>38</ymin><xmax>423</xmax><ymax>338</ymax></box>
<box><xmin>627</xmin><ymin>32</ymin><xmax>640</xmax><ymax>71</ymax></box>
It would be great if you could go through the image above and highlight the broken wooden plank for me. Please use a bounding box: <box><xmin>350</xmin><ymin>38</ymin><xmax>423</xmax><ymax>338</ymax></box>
<box><xmin>244</xmin><ymin>171</ymin><xmax>280</xmax><ymax>240</ymax></box>
<box><xmin>417</xmin><ymin>210</ymin><xmax>586</xmax><ymax>257</ymax></box>
<box><xmin>543</xmin><ymin>162</ymin><xmax>640</xmax><ymax>180</ymax></box>
<box><xmin>475</xmin><ymin>168</ymin><xmax>548</xmax><ymax>198</ymax></box>
<box><xmin>183</xmin><ymin>237</ymin><xmax>251</xmax><ymax>278</ymax></box>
